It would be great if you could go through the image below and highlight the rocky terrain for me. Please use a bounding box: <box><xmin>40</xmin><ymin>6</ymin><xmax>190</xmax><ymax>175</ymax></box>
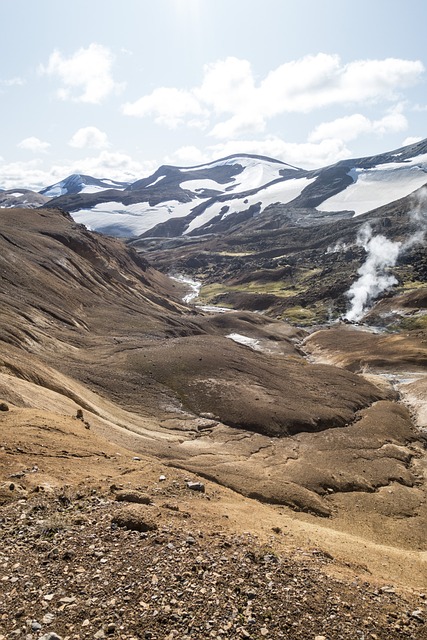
<box><xmin>0</xmin><ymin>205</ymin><xmax>426</xmax><ymax>638</ymax></box>
<box><xmin>0</xmin><ymin>189</ymin><xmax>50</xmax><ymax>210</ymax></box>
<box><xmin>1</xmin><ymin>408</ymin><xmax>427</xmax><ymax>640</ymax></box>
<box><xmin>131</xmin><ymin>184</ymin><xmax>427</xmax><ymax>325</ymax></box>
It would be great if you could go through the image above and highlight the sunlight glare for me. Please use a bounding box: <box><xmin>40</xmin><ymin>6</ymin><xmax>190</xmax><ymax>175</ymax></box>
<box><xmin>172</xmin><ymin>0</ymin><xmax>202</xmax><ymax>30</ymax></box>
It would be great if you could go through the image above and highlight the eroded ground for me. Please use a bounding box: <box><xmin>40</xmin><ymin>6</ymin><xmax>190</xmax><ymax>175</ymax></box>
<box><xmin>1</xmin><ymin>208</ymin><xmax>427</xmax><ymax>638</ymax></box>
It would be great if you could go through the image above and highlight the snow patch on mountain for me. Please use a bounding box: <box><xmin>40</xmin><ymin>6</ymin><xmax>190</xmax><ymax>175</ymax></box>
<box><xmin>180</xmin><ymin>179</ymin><xmax>224</xmax><ymax>192</ymax></box>
<box><xmin>226</xmin><ymin>333</ymin><xmax>263</xmax><ymax>351</ymax></box>
<box><xmin>219</xmin><ymin>157</ymin><xmax>296</xmax><ymax>192</ymax></box>
<box><xmin>6</xmin><ymin>141</ymin><xmax>427</xmax><ymax>239</ymax></box>
<box><xmin>180</xmin><ymin>155</ymin><xmax>297</xmax><ymax>191</ymax></box>
<box><xmin>42</xmin><ymin>183</ymin><xmax>68</xmax><ymax>198</ymax></box>
<box><xmin>317</xmin><ymin>159</ymin><xmax>427</xmax><ymax>216</ymax></box>
<box><xmin>79</xmin><ymin>185</ymin><xmax>115</xmax><ymax>194</ymax></box>
<box><xmin>184</xmin><ymin>176</ymin><xmax>316</xmax><ymax>234</ymax></box>
<box><xmin>73</xmin><ymin>199</ymin><xmax>196</xmax><ymax>237</ymax></box>
<box><xmin>145</xmin><ymin>175</ymin><xmax>165</xmax><ymax>188</ymax></box>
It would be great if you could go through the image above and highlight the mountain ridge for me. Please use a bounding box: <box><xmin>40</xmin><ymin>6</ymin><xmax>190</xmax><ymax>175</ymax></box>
<box><xmin>2</xmin><ymin>138</ymin><xmax>426</xmax><ymax>239</ymax></box>
<box><xmin>42</xmin><ymin>137</ymin><xmax>427</xmax><ymax>238</ymax></box>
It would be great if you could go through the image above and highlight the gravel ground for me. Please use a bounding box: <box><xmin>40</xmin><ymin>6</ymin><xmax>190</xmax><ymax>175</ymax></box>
<box><xmin>0</xmin><ymin>484</ymin><xmax>426</xmax><ymax>640</ymax></box>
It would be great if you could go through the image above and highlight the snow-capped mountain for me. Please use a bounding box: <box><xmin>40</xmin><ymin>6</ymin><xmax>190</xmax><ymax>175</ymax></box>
<box><xmin>0</xmin><ymin>188</ymin><xmax>50</xmax><ymax>209</ymax></box>
<box><xmin>43</xmin><ymin>155</ymin><xmax>303</xmax><ymax>237</ymax></box>
<box><xmin>4</xmin><ymin>139</ymin><xmax>427</xmax><ymax>238</ymax></box>
<box><xmin>40</xmin><ymin>173</ymin><xmax>130</xmax><ymax>198</ymax></box>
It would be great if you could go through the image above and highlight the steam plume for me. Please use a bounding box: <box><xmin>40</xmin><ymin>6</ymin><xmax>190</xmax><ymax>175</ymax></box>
<box><xmin>344</xmin><ymin>186</ymin><xmax>427</xmax><ymax>322</ymax></box>
<box><xmin>344</xmin><ymin>224</ymin><xmax>401</xmax><ymax>322</ymax></box>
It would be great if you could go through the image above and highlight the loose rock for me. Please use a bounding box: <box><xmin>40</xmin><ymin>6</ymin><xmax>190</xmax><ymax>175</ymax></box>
<box><xmin>186</xmin><ymin>481</ymin><xmax>205</xmax><ymax>493</ymax></box>
<box><xmin>111</xmin><ymin>506</ymin><xmax>158</xmax><ymax>532</ymax></box>
<box><xmin>115</xmin><ymin>490</ymin><xmax>152</xmax><ymax>505</ymax></box>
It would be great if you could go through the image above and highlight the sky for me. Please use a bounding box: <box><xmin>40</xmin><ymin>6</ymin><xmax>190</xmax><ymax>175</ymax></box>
<box><xmin>1</xmin><ymin>0</ymin><xmax>426</xmax><ymax>190</ymax></box>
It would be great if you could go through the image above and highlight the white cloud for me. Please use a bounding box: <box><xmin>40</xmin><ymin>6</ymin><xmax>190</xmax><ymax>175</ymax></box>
<box><xmin>210</xmin><ymin>137</ymin><xmax>351</xmax><ymax>169</ymax></box>
<box><xmin>196</xmin><ymin>57</ymin><xmax>255</xmax><ymax>114</ymax></box>
<box><xmin>309</xmin><ymin>108</ymin><xmax>408</xmax><ymax>143</ymax></box>
<box><xmin>69</xmin><ymin>126</ymin><xmax>109</xmax><ymax>150</ymax></box>
<box><xmin>402</xmin><ymin>136</ymin><xmax>423</xmax><ymax>146</ymax></box>
<box><xmin>122</xmin><ymin>87</ymin><xmax>208</xmax><ymax>128</ymax></box>
<box><xmin>164</xmin><ymin>137</ymin><xmax>351</xmax><ymax>170</ymax></box>
<box><xmin>334</xmin><ymin>58</ymin><xmax>423</xmax><ymax>103</ymax></box>
<box><xmin>0</xmin><ymin>159</ymin><xmax>51</xmax><ymax>190</ymax></box>
<box><xmin>122</xmin><ymin>54</ymin><xmax>424</xmax><ymax>140</ymax></box>
<box><xmin>371</xmin><ymin>109</ymin><xmax>408</xmax><ymax>135</ymax></box>
<box><xmin>0</xmin><ymin>152</ymin><xmax>156</xmax><ymax>191</ymax></box>
<box><xmin>1</xmin><ymin>77</ymin><xmax>25</xmax><ymax>87</ymax></box>
<box><xmin>69</xmin><ymin>150</ymin><xmax>155</xmax><ymax>180</ymax></box>
<box><xmin>39</xmin><ymin>44</ymin><xmax>122</xmax><ymax>104</ymax></box>
<box><xmin>17</xmin><ymin>136</ymin><xmax>51</xmax><ymax>153</ymax></box>
<box><xmin>209</xmin><ymin>113</ymin><xmax>266</xmax><ymax>139</ymax></box>
<box><xmin>164</xmin><ymin>145</ymin><xmax>210</xmax><ymax>166</ymax></box>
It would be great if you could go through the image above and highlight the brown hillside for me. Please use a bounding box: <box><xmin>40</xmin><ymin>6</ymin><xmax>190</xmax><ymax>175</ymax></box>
<box><xmin>0</xmin><ymin>208</ymin><xmax>427</xmax><ymax>636</ymax></box>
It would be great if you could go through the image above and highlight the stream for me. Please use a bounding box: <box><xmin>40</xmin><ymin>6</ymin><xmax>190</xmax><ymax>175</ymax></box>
<box><xmin>171</xmin><ymin>274</ymin><xmax>231</xmax><ymax>313</ymax></box>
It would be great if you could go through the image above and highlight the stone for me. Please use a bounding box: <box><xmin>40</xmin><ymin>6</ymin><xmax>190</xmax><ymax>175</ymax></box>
<box><xmin>42</xmin><ymin>613</ymin><xmax>55</xmax><ymax>624</ymax></box>
<box><xmin>39</xmin><ymin>634</ymin><xmax>62</xmax><ymax>640</ymax></box>
<box><xmin>411</xmin><ymin>609</ymin><xmax>425</xmax><ymax>622</ymax></box>
<box><xmin>111</xmin><ymin>507</ymin><xmax>158</xmax><ymax>533</ymax></box>
<box><xmin>0</xmin><ymin>402</ymin><xmax>9</xmax><ymax>411</ymax></box>
<box><xmin>186</xmin><ymin>481</ymin><xmax>205</xmax><ymax>493</ymax></box>
<box><xmin>115</xmin><ymin>490</ymin><xmax>152</xmax><ymax>505</ymax></box>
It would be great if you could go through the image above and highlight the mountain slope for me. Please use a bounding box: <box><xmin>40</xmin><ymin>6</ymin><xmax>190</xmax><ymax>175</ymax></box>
<box><xmin>1</xmin><ymin>206</ymin><xmax>427</xmax><ymax>602</ymax></box>
<box><xmin>41</xmin><ymin>139</ymin><xmax>427</xmax><ymax>238</ymax></box>
<box><xmin>0</xmin><ymin>208</ymin><xmax>382</xmax><ymax>439</ymax></box>
<box><xmin>0</xmin><ymin>187</ymin><xmax>50</xmax><ymax>209</ymax></box>
<box><xmin>2</xmin><ymin>207</ymin><xmax>423</xmax><ymax>521</ymax></box>
<box><xmin>131</xmin><ymin>182</ymin><xmax>427</xmax><ymax>325</ymax></box>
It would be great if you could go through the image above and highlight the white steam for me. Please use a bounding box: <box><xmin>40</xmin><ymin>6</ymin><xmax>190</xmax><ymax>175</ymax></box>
<box><xmin>344</xmin><ymin>225</ymin><xmax>401</xmax><ymax>322</ymax></box>
<box><xmin>402</xmin><ymin>186</ymin><xmax>427</xmax><ymax>250</ymax></box>
<box><xmin>344</xmin><ymin>186</ymin><xmax>427</xmax><ymax>322</ymax></box>
<box><xmin>326</xmin><ymin>239</ymin><xmax>348</xmax><ymax>254</ymax></box>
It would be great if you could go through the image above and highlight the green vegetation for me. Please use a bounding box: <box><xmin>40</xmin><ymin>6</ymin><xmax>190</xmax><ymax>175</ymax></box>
<box><xmin>197</xmin><ymin>273</ymin><xmax>341</xmax><ymax>326</ymax></box>
<box><xmin>397</xmin><ymin>279</ymin><xmax>426</xmax><ymax>292</ymax></box>
<box><xmin>280</xmin><ymin>305</ymin><xmax>333</xmax><ymax>326</ymax></box>
<box><xmin>198</xmin><ymin>268</ymin><xmax>322</xmax><ymax>304</ymax></box>
<box><xmin>392</xmin><ymin>314</ymin><xmax>427</xmax><ymax>332</ymax></box>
